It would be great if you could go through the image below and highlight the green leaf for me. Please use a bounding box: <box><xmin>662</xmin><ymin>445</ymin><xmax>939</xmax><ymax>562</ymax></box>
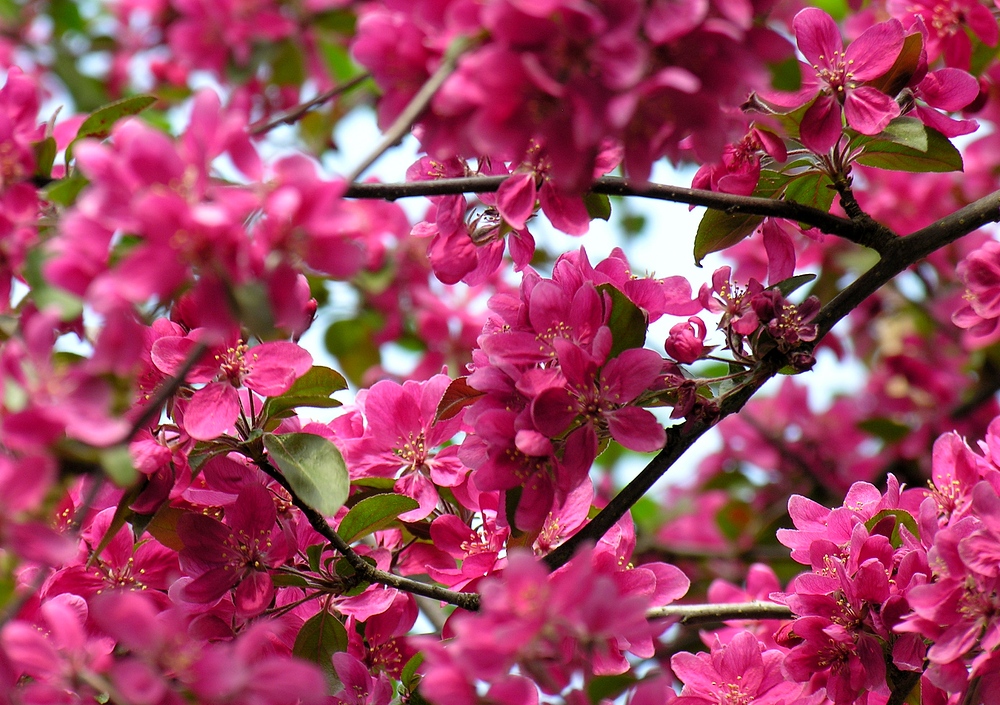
<box><xmin>32</xmin><ymin>137</ymin><xmax>56</xmax><ymax>179</ymax></box>
<box><xmin>587</xmin><ymin>674</ymin><xmax>637</xmax><ymax>705</ymax></box>
<box><xmin>42</xmin><ymin>175</ymin><xmax>89</xmax><ymax>206</ymax></box>
<box><xmin>74</xmin><ymin>95</ymin><xmax>157</xmax><ymax>142</ymax></box>
<box><xmin>598</xmin><ymin>284</ymin><xmax>647</xmax><ymax>357</ymax></box>
<box><xmin>271</xmin><ymin>40</ymin><xmax>306</xmax><ymax>86</ymax></box>
<box><xmin>768</xmin><ymin>55</ymin><xmax>802</xmax><ymax>92</ymax></box>
<box><xmin>692</xmin><ymin>170</ymin><xmax>787</xmax><ymax>265</ymax></box>
<box><xmin>293</xmin><ymin>610</ymin><xmax>348</xmax><ymax>681</ymax></box>
<box><xmin>583</xmin><ymin>192</ymin><xmax>612</xmax><ymax>221</ymax></box>
<box><xmin>865</xmin><ymin>509</ymin><xmax>920</xmax><ymax>548</ymax></box>
<box><xmin>100</xmin><ymin>446</ymin><xmax>137</xmax><ymax>487</ymax></box>
<box><xmin>337</xmin><ymin>494</ymin><xmax>420</xmax><ymax>544</ymax></box>
<box><xmin>435</xmin><ymin>377</ymin><xmax>485</xmax><ymax>422</ymax></box>
<box><xmin>858</xmin><ymin>417</ymin><xmax>911</xmax><ymax>443</ymax></box>
<box><xmin>868</xmin><ymin>32</ymin><xmax>923</xmax><ymax>97</ymax></box>
<box><xmin>263</xmin><ymin>433</ymin><xmax>350</xmax><ymax>516</ymax></box>
<box><xmin>783</xmin><ymin>171</ymin><xmax>835</xmax><ymax>212</ymax></box>
<box><xmin>400</xmin><ymin>652</ymin><xmax>425</xmax><ymax>694</ymax></box>
<box><xmin>30</xmin><ymin>287</ymin><xmax>84</xmax><ymax>321</ymax></box>
<box><xmin>262</xmin><ymin>366</ymin><xmax>347</xmax><ymax>419</ymax></box>
<box><xmin>694</xmin><ymin>210</ymin><xmax>764</xmax><ymax>266</ymax></box>
<box><xmin>715</xmin><ymin>499</ymin><xmax>751</xmax><ymax>542</ymax></box>
<box><xmin>67</xmin><ymin>95</ymin><xmax>157</xmax><ymax>165</ymax></box>
<box><xmin>769</xmin><ymin>273</ymin><xmax>817</xmax><ymax>297</ymax></box>
<box><xmin>272</xmin><ymin>573</ymin><xmax>310</xmax><ymax>587</ymax></box>
<box><xmin>855</xmin><ymin>119</ymin><xmax>963</xmax><ymax>173</ymax></box>
<box><xmin>324</xmin><ymin>318</ymin><xmax>381</xmax><ymax>387</ymax></box>
<box><xmin>144</xmin><ymin>506</ymin><xmax>186</xmax><ymax>551</ymax></box>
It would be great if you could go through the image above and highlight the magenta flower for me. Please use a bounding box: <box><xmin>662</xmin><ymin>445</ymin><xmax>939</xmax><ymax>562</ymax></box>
<box><xmin>779</xmin><ymin>9</ymin><xmax>904</xmax><ymax>153</ymax></box>
<box><xmin>343</xmin><ymin>374</ymin><xmax>467</xmax><ymax>521</ymax></box>
<box><xmin>152</xmin><ymin>330</ymin><xmax>312</xmax><ymax>440</ymax></box>
<box><xmin>672</xmin><ymin>631</ymin><xmax>808</xmax><ymax>705</ymax></box>
<box><xmin>177</xmin><ymin>483</ymin><xmax>293</xmax><ymax>618</ymax></box>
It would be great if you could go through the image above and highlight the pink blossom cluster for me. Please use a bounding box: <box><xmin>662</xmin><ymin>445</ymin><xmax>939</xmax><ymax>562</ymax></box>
<box><xmin>457</xmin><ymin>247</ymin><xmax>703</xmax><ymax>531</ymax></box>
<box><xmin>353</xmin><ymin>0</ymin><xmax>790</xmax><ymax>189</ymax></box>
<box><xmin>418</xmin><ymin>536</ymin><xmax>690</xmax><ymax>705</ymax></box>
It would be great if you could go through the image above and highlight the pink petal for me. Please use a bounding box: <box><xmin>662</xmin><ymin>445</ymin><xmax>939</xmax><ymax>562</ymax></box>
<box><xmin>800</xmin><ymin>94</ymin><xmax>843</xmax><ymax>153</ymax></box>
<box><xmin>844</xmin><ymin>19</ymin><xmax>904</xmax><ymax>80</ymax></box>
<box><xmin>792</xmin><ymin>9</ymin><xmax>843</xmax><ymax>68</ymax></box>
<box><xmin>844</xmin><ymin>85</ymin><xmax>900</xmax><ymax>135</ymax></box>
<box><xmin>496</xmin><ymin>172</ymin><xmax>537</xmax><ymax>231</ymax></box>
<box><xmin>183</xmin><ymin>382</ymin><xmax>240</xmax><ymax>441</ymax></box>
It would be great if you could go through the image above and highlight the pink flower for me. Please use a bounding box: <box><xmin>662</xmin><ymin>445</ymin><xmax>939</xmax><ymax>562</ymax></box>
<box><xmin>342</xmin><ymin>374</ymin><xmax>468</xmax><ymax>521</ymax></box>
<box><xmin>887</xmin><ymin>0</ymin><xmax>998</xmax><ymax>69</ymax></box>
<box><xmin>151</xmin><ymin>331</ymin><xmax>312</xmax><ymax>440</ymax></box>
<box><xmin>771</xmin><ymin>9</ymin><xmax>904</xmax><ymax>153</ymax></box>
<box><xmin>177</xmin><ymin>483</ymin><xmax>293</xmax><ymax>618</ymax></box>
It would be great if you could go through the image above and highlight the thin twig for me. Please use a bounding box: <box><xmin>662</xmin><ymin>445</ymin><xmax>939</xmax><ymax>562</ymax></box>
<box><xmin>546</xmin><ymin>187</ymin><xmax>1000</xmax><ymax>571</ymax></box>
<box><xmin>127</xmin><ymin>341</ymin><xmax>208</xmax><ymax>437</ymax></box>
<box><xmin>647</xmin><ymin>601</ymin><xmax>792</xmax><ymax>625</ymax></box>
<box><xmin>344</xmin><ymin>175</ymin><xmax>867</xmax><ymax>245</ymax></box>
<box><xmin>248</xmin><ymin>74</ymin><xmax>371</xmax><ymax>136</ymax></box>
<box><xmin>344</xmin><ymin>39</ymin><xmax>475</xmax><ymax>183</ymax></box>
<box><xmin>252</xmin><ymin>455</ymin><xmax>481</xmax><ymax>611</ymax></box>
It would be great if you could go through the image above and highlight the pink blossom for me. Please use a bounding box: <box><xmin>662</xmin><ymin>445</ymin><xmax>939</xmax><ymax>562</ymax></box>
<box><xmin>177</xmin><ymin>483</ymin><xmax>293</xmax><ymax>618</ymax></box>
<box><xmin>769</xmin><ymin>9</ymin><xmax>904</xmax><ymax>153</ymax></box>
<box><xmin>151</xmin><ymin>331</ymin><xmax>312</xmax><ymax>440</ymax></box>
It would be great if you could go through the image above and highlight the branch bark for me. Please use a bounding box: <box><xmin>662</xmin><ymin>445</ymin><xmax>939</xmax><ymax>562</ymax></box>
<box><xmin>344</xmin><ymin>175</ymin><xmax>866</xmax><ymax>245</ymax></box>
<box><xmin>647</xmin><ymin>601</ymin><xmax>792</xmax><ymax>625</ymax></box>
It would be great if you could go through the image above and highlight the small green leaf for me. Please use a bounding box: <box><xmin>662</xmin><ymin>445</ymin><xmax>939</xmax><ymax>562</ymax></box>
<box><xmin>435</xmin><ymin>377</ymin><xmax>485</xmax><ymax>422</ymax></box>
<box><xmin>32</xmin><ymin>137</ymin><xmax>57</xmax><ymax>179</ymax></box>
<box><xmin>42</xmin><ymin>175</ymin><xmax>89</xmax><ymax>206</ymax></box>
<box><xmin>262</xmin><ymin>366</ymin><xmax>347</xmax><ymax>419</ymax></box>
<box><xmin>293</xmin><ymin>610</ymin><xmax>348</xmax><ymax>681</ymax></box>
<box><xmin>768</xmin><ymin>55</ymin><xmax>802</xmax><ymax>92</ymax></box>
<box><xmin>694</xmin><ymin>211</ymin><xmax>764</xmax><ymax>266</ymax></box>
<box><xmin>865</xmin><ymin>509</ymin><xmax>920</xmax><ymax>548</ymax></box>
<box><xmin>769</xmin><ymin>273</ymin><xmax>817</xmax><ymax>297</ymax></box>
<box><xmin>587</xmin><ymin>674</ymin><xmax>637</xmax><ymax>705</ymax></box>
<box><xmin>692</xmin><ymin>170</ymin><xmax>787</xmax><ymax>265</ymax></box>
<box><xmin>306</xmin><ymin>544</ymin><xmax>324</xmax><ymax>573</ymax></box>
<box><xmin>67</xmin><ymin>95</ymin><xmax>157</xmax><ymax>164</ymax></box>
<box><xmin>144</xmin><ymin>506</ymin><xmax>186</xmax><ymax>551</ymax></box>
<box><xmin>583</xmin><ymin>192</ymin><xmax>612</xmax><ymax>221</ymax></box>
<box><xmin>783</xmin><ymin>171</ymin><xmax>835</xmax><ymax>212</ymax></box>
<box><xmin>100</xmin><ymin>446</ymin><xmax>137</xmax><ymax>487</ymax></box>
<box><xmin>868</xmin><ymin>32</ymin><xmax>923</xmax><ymax>97</ymax></box>
<box><xmin>855</xmin><ymin>119</ymin><xmax>963</xmax><ymax>173</ymax></box>
<box><xmin>858</xmin><ymin>417</ymin><xmax>911</xmax><ymax>443</ymax></box>
<box><xmin>325</xmin><ymin>318</ymin><xmax>381</xmax><ymax>387</ymax></box>
<box><xmin>337</xmin><ymin>494</ymin><xmax>420</xmax><ymax>544</ymax></box>
<box><xmin>30</xmin><ymin>287</ymin><xmax>83</xmax><ymax>321</ymax></box>
<box><xmin>598</xmin><ymin>284</ymin><xmax>647</xmax><ymax>357</ymax></box>
<box><xmin>400</xmin><ymin>652</ymin><xmax>425</xmax><ymax>693</ymax></box>
<box><xmin>271</xmin><ymin>40</ymin><xmax>306</xmax><ymax>86</ymax></box>
<box><xmin>272</xmin><ymin>573</ymin><xmax>310</xmax><ymax>587</ymax></box>
<box><xmin>263</xmin><ymin>433</ymin><xmax>350</xmax><ymax>516</ymax></box>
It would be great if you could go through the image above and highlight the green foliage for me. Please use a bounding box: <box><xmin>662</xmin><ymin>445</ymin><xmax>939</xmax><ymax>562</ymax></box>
<box><xmin>263</xmin><ymin>433</ymin><xmax>350</xmax><ymax>516</ymax></box>
<box><xmin>337</xmin><ymin>494</ymin><xmax>420</xmax><ymax>544</ymax></box>
<box><xmin>598</xmin><ymin>284</ymin><xmax>647</xmax><ymax>357</ymax></box>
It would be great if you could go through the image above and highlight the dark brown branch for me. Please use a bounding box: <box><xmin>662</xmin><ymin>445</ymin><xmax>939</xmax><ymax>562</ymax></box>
<box><xmin>647</xmin><ymin>601</ymin><xmax>792</xmax><ymax>625</ymax></box>
<box><xmin>252</xmin><ymin>455</ymin><xmax>481</xmax><ymax>611</ymax></box>
<box><xmin>127</xmin><ymin>341</ymin><xmax>208</xmax><ymax>438</ymax></box>
<box><xmin>248</xmin><ymin>74</ymin><xmax>371</xmax><ymax>136</ymax></box>
<box><xmin>547</xmin><ymin>188</ymin><xmax>1000</xmax><ymax>571</ymax></box>
<box><xmin>344</xmin><ymin>175</ymin><xmax>874</xmax><ymax>247</ymax></box>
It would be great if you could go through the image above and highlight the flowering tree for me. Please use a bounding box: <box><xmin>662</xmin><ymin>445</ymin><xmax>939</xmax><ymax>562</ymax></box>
<box><xmin>5</xmin><ymin>0</ymin><xmax>1000</xmax><ymax>703</ymax></box>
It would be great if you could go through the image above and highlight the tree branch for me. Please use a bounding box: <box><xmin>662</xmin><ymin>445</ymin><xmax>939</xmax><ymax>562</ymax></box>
<box><xmin>343</xmin><ymin>39</ymin><xmax>474</xmax><ymax>183</ymax></box>
<box><xmin>647</xmin><ymin>601</ymin><xmax>792</xmax><ymax>625</ymax></box>
<box><xmin>252</xmin><ymin>455</ymin><xmax>481</xmax><ymax>611</ymax></box>
<box><xmin>344</xmin><ymin>175</ymin><xmax>870</xmax><ymax>246</ymax></box>
<box><xmin>248</xmin><ymin>74</ymin><xmax>371</xmax><ymax>136</ymax></box>
<box><xmin>547</xmin><ymin>188</ymin><xmax>1000</xmax><ymax>571</ymax></box>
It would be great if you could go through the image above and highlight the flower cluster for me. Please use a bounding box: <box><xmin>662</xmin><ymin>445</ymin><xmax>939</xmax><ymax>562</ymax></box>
<box><xmin>353</xmin><ymin>0</ymin><xmax>789</xmax><ymax>189</ymax></box>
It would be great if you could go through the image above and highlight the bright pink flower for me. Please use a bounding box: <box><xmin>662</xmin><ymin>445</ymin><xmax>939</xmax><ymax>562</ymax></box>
<box><xmin>953</xmin><ymin>240</ymin><xmax>1000</xmax><ymax>348</ymax></box>
<box><xmin>177</xmin><ymin>483</ymin><xmax>293</xmax><ymax>618</ymax></box>
<box><xmin>672</xmin><ymin>631</ymin><xmax>808</xmax><ymax>705</ymax></box>
<box><xmin>887</xmin><ymin>0</ymin><xmax>998</xmax><ymax>68</ymax></box>
<box><xmin>773</xmin><ymin>9</ymin><xmax>904</xmax><ymax>153</ymax></box>
<box><xmin>152</xmin><ymin>331</ymin><xmax>311</xmax><ymax>440</ymax></box>
<box><xmin>665</xmin><ymin>317</ymin><xmax>708</xmax><ymax>363</ymax></box>
<box><xmin>343</xmin><ymin>374</ymin><xmax>467</xmax><ymax>521</ymax></box>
